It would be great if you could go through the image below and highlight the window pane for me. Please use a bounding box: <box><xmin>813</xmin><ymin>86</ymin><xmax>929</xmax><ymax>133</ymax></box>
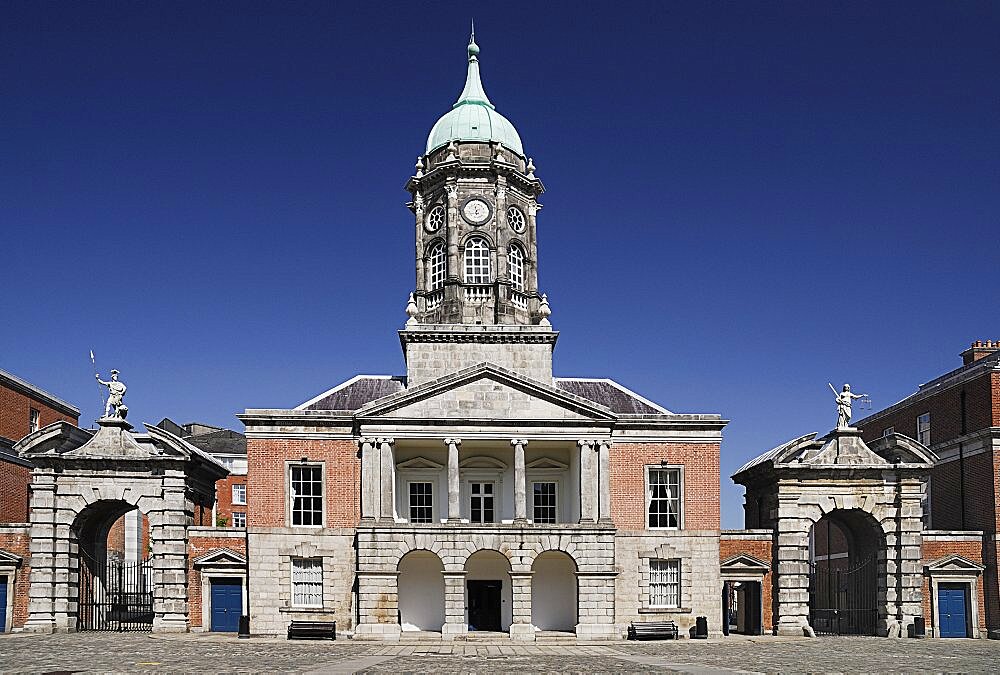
<box><xmin>463</xmin><ymin>238</ymin><xmax>491</xmax><ymax>284</ymax></box>
<box><xmin>291</xmin><ymin>465</ymin><xmax>323</xmax><ymax>526</ymax></box>
<box><xmin>648</xmin><ymin>468</ymin><xmax>680</xmax><ymax>528</ymax></box>
<box><xmin>292</xmin><ymin>558</ymin><xmax>323</xmax><ymax>607</ymax></box>
<box><xmin>649</xmin><ymin>559</ymin><xmax>680</xmax><ymax>608</ymax></box>
<box><xmin>429</xmin><ymin>242</ymin><xmax>446</xmax><ymax>290</ymax></box>
<box><xmin>409</xmin><ymin>482</ymin><xmax>433</xmax><ymax>523</ymax></box>
<box><xmin>508</xmin><ymin>245</ymin><xmax>525</xmax><ymax>292</ymax></box>
<box><xmin>533</xmin><ymin>482</ymin><xmax>557</xmax><ymax>524</ymax></box>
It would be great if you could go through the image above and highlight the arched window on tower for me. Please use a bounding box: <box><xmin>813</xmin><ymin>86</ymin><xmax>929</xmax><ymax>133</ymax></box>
<box><xmin>463</xmin><ymin>237</ymin><xmax>491</xmax><ymax>284</ymax></box>
<box><xmin>508</xmin><ymin>243</ymin><xmax>525</xmax><ymax>292</ymax></box>
<box><xmin>428</xmin><ymin>241</ymin><xmax>446</xmax><ymax>290</ymax></box>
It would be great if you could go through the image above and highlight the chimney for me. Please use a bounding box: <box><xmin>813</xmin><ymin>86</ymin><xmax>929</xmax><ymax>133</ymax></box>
<box><xmin>960</xmin><ymin>340</ymin><xmax>1000</xmax><ymax>366</ymax></box>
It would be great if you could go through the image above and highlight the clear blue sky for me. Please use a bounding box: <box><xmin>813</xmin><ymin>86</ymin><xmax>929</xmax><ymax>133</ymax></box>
<box><xmin>3</xmin><ymin>1</ymin><xmax>998</xmax><ymax>528</ymax></box>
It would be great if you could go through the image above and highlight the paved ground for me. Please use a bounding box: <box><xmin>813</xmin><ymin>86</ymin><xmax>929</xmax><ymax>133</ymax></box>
<box><xmin>1</xmin><ymin>632</ymin><xmax>999</xmax><ymax>673</ymax></box>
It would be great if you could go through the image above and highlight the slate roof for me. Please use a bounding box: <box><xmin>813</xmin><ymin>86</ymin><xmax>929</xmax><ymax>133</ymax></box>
<box><xmin>184</xmin><ymin>429</ymin><xmax>247</xmax><ymax>456</ymax></box>
<box><xmin>298</xmin><ymin>375</ymin><xmax>406</xmax><ymax>411</ymax></box>
<box><xmin>554</xmin><ymin>378</ymin><xmax>671</xmax><ymax>415</ymax></box>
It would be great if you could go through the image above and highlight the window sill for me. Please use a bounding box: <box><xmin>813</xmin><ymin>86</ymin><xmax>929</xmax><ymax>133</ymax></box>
<box><xmin>279</xmin><ymin>606</ymin><xmax>328</xmax><ymax>614</ymax></box>
<box><xmin>639</xmin><ymin>607</ymin><xmax>691</xmax><ymax>614</ymax></box>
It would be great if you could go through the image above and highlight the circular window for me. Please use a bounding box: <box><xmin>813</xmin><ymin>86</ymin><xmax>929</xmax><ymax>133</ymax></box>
<box><xmin>425</xmin><ymin>205</ymin><xmax>445</xmax><ymax>232</ymax></box>
<box><xmin>506</xmin><ymin>206</ymin><xmax>526</xmax><ymax>233</ymax></box>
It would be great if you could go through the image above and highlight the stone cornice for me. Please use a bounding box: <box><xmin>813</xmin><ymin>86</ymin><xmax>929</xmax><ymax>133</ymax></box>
<box><xmin>398</xmin><ymin>326</ymin><xmax>559</xmax><ymax>346</ymax></box>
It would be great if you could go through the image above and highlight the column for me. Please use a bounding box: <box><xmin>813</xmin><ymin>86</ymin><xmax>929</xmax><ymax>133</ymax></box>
<box><xmin>512</xmin><ymin>439</ymin><xmax>528</xmax><ymax>523</ymax></box>
<box><xmin>359</xmin><ymin>438</ymin><xmax>378</xmax><ymax>522</ymax></box>
<box><xmin>597</xmin><ymin>440</ymin><xmax>613</xmax><ymax>524</ymax></box>
<box><xmin>578</xmin><ymin>440</ymin><xmax>596</xmax><ymax>524</ymax></box>
<box><xmin>508</xmin><ymin>571</ymin><xmax>535</xmax><ymax>641</ymax></box>
<box><xmin>377</xmin><ymin>438</ymin><xmax>396</xmax><ymax>522</ymax></box>
<box><xmin>445</xmin><ymin>184</ymin><xmax>460</xmax><ymax>282</ymax></box>
<box><xmin>441</xmin><ymin>571</ymin><xmax>468</xmax><ymax>640</ymax></box>
<box><xmin>445</xmin><ymin>438</ymin><xmax>461</xmax><ymax>522</ymax></box>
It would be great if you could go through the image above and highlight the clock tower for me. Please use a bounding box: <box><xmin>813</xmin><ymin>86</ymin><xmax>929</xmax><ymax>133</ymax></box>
<box><xmin>401</xmin><ymin>32</ymin><xmax>556</xmax><ymax>385</ymax></box>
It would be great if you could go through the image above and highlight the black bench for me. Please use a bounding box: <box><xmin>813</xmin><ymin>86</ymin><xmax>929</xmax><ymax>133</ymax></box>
<box><xmin>628</xmin><ymin>621</ymin><xmax>679</xmax><ymax>640</ymax></box>
<box><xmin>287</xmin><ymin>620</ymin><xmax>336</xmax><ymax>640</ymax></box>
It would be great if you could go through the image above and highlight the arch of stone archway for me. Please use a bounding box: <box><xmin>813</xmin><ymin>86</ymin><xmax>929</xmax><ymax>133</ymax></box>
<box><xmin>397</xmin><ymin>549</ymin><xmax>445</xmax><ymax>633</ymax></box>
<box><xmin>531</xmin><ymin>550</ymin><xmax>578</xmax><ymax>632</ymax></box>
<box><xmin>465</xmin><ymin>549</ymin><xmax>512</xmax><ymax>632</ymax></box>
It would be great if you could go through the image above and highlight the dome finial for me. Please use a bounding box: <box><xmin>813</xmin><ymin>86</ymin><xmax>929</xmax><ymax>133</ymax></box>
<box><xmin>468</xmin><ymin>19</ymin><xmax>479</xmax><ymax>57</ymax></box>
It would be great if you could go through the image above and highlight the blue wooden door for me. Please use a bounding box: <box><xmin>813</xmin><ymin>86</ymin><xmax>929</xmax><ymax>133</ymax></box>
<box><xmin>0</xmin><ymin>575</ymin><xmax>7</xmax><ymax>633</ymax></box>
<box><xmin>938</xmin><ymin>584</ymin><xmax>968</xmax><ymax>638</ymax></box>
<box><xmin>210</xmin><ymin>579</ymin><xmax>242</xmax><ymax>632</ymax></box>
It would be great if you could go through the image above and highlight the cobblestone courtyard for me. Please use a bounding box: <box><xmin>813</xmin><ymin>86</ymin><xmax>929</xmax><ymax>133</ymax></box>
<box><xmin>1</xmin><ymin>633</ymin><xmax>999</xmax><ymax>674</ymax></box>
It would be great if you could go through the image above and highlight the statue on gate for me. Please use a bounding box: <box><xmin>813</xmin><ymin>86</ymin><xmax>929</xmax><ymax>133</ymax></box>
<box><xmin>96</xmin><ymin>369</ymin><xmax>128</xmax><ymax>419</ymax></box>
<box><xmin>829</xmin><ymin>382</ymin><xmax>867</xmax><ymax>429</ymax></box>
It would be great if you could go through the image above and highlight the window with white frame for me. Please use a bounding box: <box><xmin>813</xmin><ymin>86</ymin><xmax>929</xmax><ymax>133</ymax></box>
<box><xmin>463</xmin><ymin>238</ymin><xmax>491</xmax><ymax>284</ymax></box>
<box><xmin>409</xmin><ymin>482</ymin><xmax>434</xmax><ymax>523</ymax></box>
<box><xmin>532</xmin><ymin>481</ymin><xmax>557</xmax><ymax>524</ymax></box>
<box><xmin>470</xmin><ymin>482</ymin><xmax>495</xmax><ymax>523</ymax></box>
<box><xmin>29</xmin><ymin>408</ymin><xmax>40</xmax><ymax>433</ymax></box>
<box><xmin>291</xmin><ymin>558</ymin><xmax>323</xmax><ymax>607</ymax></box>
<box><xmin>231</xmin><ymin>511</ymin><xmax>246</xmax><ymax>528</ymax></box>
<box><xmin>508</xmin><ymin>244</ymin><xmax>525</xmax><ymax>292</ymax></box>
<box><xmin>882</xmin><ymin>426</ymin><xmax>894</xmax><ymax>437</ymax></box>
<box><xmin>916</xmin><ymin>413</ymin><xmax>931</xmax><ymax>445</ymax></box>
<box><xmin>428</xmin><ymin>241</ymin><xmax>446</xmax><ymax>290</ymax></box>
<box><xmin>649</xmin><ymin>559</ymin><xmax>680</xmax><ymax>608</ymax></box>
<box><xmin>647</xmin><ymin>467</ymin><xmax>681</xmax><ymax>529</ymax></box>
<box><xmin>290</xmin><ymin>464</ymin><xmax>323</xmax><ymax>526</ymax></box>
<box><xmin>232</xmin><ymin>483</ymin><xmax>247</xmax><ymax>505</ymax></box>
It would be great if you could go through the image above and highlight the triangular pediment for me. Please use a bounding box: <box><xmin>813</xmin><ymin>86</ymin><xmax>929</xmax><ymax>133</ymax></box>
<box><xmin>397</xmin><ymin>456</ymin><xmax>445</xmax><ymax>470</ymax></box>
<box><xmin>720</xmin><ymin>554</ymin><xmax>771</xmax><ymax>572</ymax></box>
<box><xmin>925</xmin><ymin>554</ymin><xmax>984</xmax><ymax>574</ymax></box>
<box><xmin>193</xmin><ymin>548</ymin><xmax>247</xmax><ymax>569</ymax></box>
<box><xmin>356</xmin><ymin>363</ymin><xmax>617</xmax><ymax>422</ymax></box>
<box><xmin>0</xmin><ymin>548</ymin><xmax>24</xmax><ymax>566</ymax></box>
<box><xmin>526</xmin><ymin>457</ymin><xmax>569</xmax><ymax>470</ymax></box>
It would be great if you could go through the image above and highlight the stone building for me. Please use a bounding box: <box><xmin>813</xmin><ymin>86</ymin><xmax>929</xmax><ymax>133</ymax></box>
<box><xmin>239</xmin><ymin>34</ymin><xmax>727</xmax><ymax>641</ymax></box>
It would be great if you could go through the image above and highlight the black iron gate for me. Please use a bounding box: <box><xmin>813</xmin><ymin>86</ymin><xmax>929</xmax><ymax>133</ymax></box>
<box><xmin>809</xmin><ymin>554</ymin><xmax>878</xmax><ymax>636</ymax></box>
<box><xmin>78</xmin><ymin>548</ymin><xmax>153</xmax><ymax>631</ymax></box>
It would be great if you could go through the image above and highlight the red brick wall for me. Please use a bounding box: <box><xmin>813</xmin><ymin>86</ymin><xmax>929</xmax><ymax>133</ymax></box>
<box><xmin>921</xmin><ymin>538</ymin><xmax>986</xmax><ymax>633</ymax></box>
<box><xmin>930</xmin><ymin>451</ymin><xmax>998</xmax><ymax>533</ymax></box>
<box><xmin>247</xmin><ymin>439</ymin><xmax>359</xmax><ymax>527</ymax></box>
<box><xmin>187</xmin><ymin>534</ymin><xmax>247</xmax><ymax>629</ymax></box>
<box><xmin>859</xmin><ymin>372</ymin><xmax>993</xmax><ymax>447</ymax></box>
<box><xmin>610</xmin><ymin>442</ymin><xmax>720</xmax><ymax>531</ymax></box>
<box><xmin>215</xmin><ymin>475</ymin><xmax>247</xmax><ymax>527</ymax></box>
<box><xmin>0</xmin><ymin>462</ymin><xmax>30</xmax><ymax>524</ymax></box>
<box><xmin>0</xmin><ymin>381</ymin><xmax>78</xmax><ymax>442</ymax></box>
<box><xmin>992</xmin><ymin>372</ymin><xmax>1000</xmax><ymax>426</ymax></box>
<box><xmin>720</xmin><ymin>537</ymin><xmax>774</xmax><ymax>631</ymax></box>
<box><xmin>0</xmin><ymin>528</ymin><xmax>31</xmax><ymax>629</ymax></box>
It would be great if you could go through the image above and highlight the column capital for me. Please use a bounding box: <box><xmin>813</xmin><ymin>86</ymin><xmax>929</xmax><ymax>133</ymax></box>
<box><xmin>597</xmin><ymin>439</ymin><xmax>613</xmax><ymax>449</ymax></box>
<box><xmin>359</xmin><ymin>437</ymin><xmax>377</xmax><ymax>447</ymax></box>
<box><xmin>578</xmin><ymin>439</ymin><xmax>595</xmax><ymax>449</ymax></box>
<box><xmin>376</xmin><ymin>437</ymin><xmax>395</xmax><ymax>446</ymax></box>
<box><xmin>510</xmin><ymin>438</ymin><xmax>528</xmax><ymax>447</ymax></box>
<box><xmin>443</xmin><ymin>437</ymin><xmax>462</xmax><ymax>447</ymax></box>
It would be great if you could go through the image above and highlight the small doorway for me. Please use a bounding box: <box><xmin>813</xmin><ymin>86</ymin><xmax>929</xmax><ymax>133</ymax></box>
<box><xmin>938</xmin><ymin>583</ymin><xmax>969</xmax><ymax>638</ymax></box>
<box><xmin>210</xmin><ymin>578</ymin><xmax>243</xmax><ymax>632</ymax></box>
<box><xmin>467</xmin><ymin>580</ymin><xmax>502</xmax><ymax>631</ymax></box>
<box><xmin>723</xmin><ymin>581</ymin><xmax>762</xmax><ymax>635</ymax></box>
<box><xmin>0</xmin><ymin>574</ymin><xmax>7</xmax><ymax>632</ymax></box>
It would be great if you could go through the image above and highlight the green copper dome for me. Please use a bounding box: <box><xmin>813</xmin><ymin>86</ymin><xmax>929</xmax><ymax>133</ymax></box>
<box><xmin>425</xmin><ymin>37</ymin><xmax>524</xmax><ymax>157</ymax></box>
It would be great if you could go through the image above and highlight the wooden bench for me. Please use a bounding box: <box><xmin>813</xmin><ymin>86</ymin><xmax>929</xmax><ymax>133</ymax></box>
<box><xmin>287</xmin><ymin>620</ymin><xmax>336</xmax><ymax>640</ymax></box>
<box><xmin>628</xmin><ymin>621</ymin><xmax>679</xmax><ymax>640</ymax></box>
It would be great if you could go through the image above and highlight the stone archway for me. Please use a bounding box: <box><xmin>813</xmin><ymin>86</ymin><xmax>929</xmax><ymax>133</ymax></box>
<box><xmin>15</xmin><ymin>418</ymin><xmax>226</xmax><ymax>633</ymax></box>
<box><xmin>809</xmin><ymin>509</ymin><xmax>885</xmax><ymax>635</ymax></box>
<box><xmin>465</xmin><ymin>549</ymin><xmax>512</xmax><ymax>632</ymax></box>
<box><xmin>531</xmin><ymin>550</ymin><xmax>577</xmax><ymax>632</ymax></box>
<box><xmin>397</xmin><ymin>550</ymin><xmax>445</xmax><ymax>632</ymax></box>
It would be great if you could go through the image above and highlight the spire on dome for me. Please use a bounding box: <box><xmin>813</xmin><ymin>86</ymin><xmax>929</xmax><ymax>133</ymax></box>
<box><xmin>454</xmin><ymin>22</ymin><xmax>493</xmax><ymax>109</ymax></box>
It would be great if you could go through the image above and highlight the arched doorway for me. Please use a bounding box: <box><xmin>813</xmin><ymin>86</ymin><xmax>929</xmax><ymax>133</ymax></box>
<box><xmin>809</xmin><ymin>509</ymin><xmax>883</xmax><ymax>636</ymax></box>
<box><xmin>531</xmin><ymin>551</ymin><xmax>577</xmax><ymax>632</ymax></box>
<box><xmin>465</xmin><ymin>550</ymin><xmax>511</xmax><ymax>632</ymax></box>
<box><xmin>397</xmin><ymin>550</ymin><xmax>444</xmax><ymax>632</ymax></box>
<box><xmin>73</xmin><ymin>500</ymin><xmax>153</xmax><ymax>631</ymax></box>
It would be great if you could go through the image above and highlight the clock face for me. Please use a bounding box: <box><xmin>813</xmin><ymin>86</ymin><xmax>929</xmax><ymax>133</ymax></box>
<box><xmin>461</xmin><ymin>198</ymin><xmax>492</xmax><ymax>225</ymax></box>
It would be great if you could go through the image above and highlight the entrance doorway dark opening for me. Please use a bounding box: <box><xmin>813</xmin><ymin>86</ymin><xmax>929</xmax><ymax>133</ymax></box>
<box><xmin>467</xmin><ymin>580</ymin><xmax>502</xmax><ymax>631</ymax></box>
<box><xmin>809</xmin><ymin>510</ymin><xmax>882</xmax><ymax>636</ymax></box>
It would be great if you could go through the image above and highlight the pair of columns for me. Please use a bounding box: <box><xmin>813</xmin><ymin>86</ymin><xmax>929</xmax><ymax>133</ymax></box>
<box><xmin>443</xmin><ymin>438</ymin><xmax>529</xmax><ymax>522</ymax></box>
<box><xmin>360</xmin><ymin>437</ymin><xmax>395</xmax><ymax>522</ymax></box>
<box><xmin>579</xmin><ymin>440</ymin><xmax>613</xmax><ymax>524</ymax></box>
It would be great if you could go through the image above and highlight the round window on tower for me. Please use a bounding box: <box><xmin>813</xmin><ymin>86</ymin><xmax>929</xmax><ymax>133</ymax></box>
<box><xmin>506</xmin><ymin>206</ymin><xmax>526</xmax><ymax>233</ymax></box>
<box><xmin>425</xmin><ymin>205</ymin><xmax>445</xmax><ymax>232</ymax></box>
